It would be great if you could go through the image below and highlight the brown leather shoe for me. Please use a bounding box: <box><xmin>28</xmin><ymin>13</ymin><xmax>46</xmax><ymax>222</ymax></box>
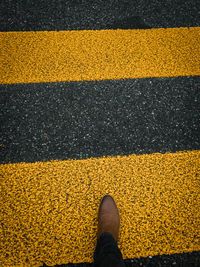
<box><xmin>97</xmin><ymin>194</ymin><xmax>120</xmax><ymax>242</ymax></box>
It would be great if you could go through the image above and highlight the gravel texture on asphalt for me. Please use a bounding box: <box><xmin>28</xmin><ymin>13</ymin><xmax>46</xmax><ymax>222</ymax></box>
<box><xmin>1</xmin><ymin>77</ymin><xmax>199</xmax><ymax>164</ymax></box>
<box><xmin>1</xmin><ymin>0</ymin><xmax>200</xmax><ymax>266</ymax></box>
<box><xmin>0</xmin><ymin>0</ymin><xmax>199</xmax><ymax>31</ymax></box>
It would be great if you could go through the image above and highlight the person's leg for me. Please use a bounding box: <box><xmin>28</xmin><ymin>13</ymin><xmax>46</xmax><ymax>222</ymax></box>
<box><xmin>94</xmin><ymin>232</ymin><xmax>125</xmax><ymax>267</ymax></box>
<box><xmin>93</xmin><ymin>194</ymin><xmax>125</xmax><ymax>267</ymax></box>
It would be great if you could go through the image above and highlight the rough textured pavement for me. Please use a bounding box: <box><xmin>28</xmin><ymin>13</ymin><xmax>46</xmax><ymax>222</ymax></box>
<box><xmin>0</xmin><ymin>1</ymin><xmax>200</xmax><ymax>266</ymax></box>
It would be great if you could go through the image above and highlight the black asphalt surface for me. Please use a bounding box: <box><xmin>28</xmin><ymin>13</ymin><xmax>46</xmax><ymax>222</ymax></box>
<box><xmin>0</xmin><ymin>0</ymin><xmax>199</xmax><ymax>31</ymax></box>
<box><xmin>54</xmin><ymin>251</ymin><xmax>200</xmax><ymax>267</ymax></box>
<box><xmin>1</xmin><ymin>0</ymin><xmax>200</xmax><ymax>266</ymax></box>
<box><xmin>1</xmin><ymin>77</ymin><xmax>200</xmax><ymax>164</ymax></box>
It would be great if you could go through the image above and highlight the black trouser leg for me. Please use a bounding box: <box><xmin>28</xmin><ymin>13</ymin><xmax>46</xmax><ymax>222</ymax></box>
<box><xmin>94</xmin><ymin>232</ymin><xmax>125</xmax><ymax>267</ymax></box>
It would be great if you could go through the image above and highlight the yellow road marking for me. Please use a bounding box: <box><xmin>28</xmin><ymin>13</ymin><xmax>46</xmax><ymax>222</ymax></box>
<box><xmin>0</xmin><ymin>150</ymin><xmax>200</xmax><ymax>265</ymax></box>
<box><xmin>0</xmin><ymin>27</ymin><xmax>200</xmax><ymax>84</ymax></box>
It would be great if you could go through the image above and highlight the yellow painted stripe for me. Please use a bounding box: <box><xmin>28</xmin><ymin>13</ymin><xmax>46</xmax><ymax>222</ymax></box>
<box><xmin>1</xmin><ymin>27</ymin><xmax>200</xmax><ymax>84</ymax></box>
<box><xmin>0</xmin><ymin>150</ymin><xmax>200</xmax><ymax>265</ymax></box>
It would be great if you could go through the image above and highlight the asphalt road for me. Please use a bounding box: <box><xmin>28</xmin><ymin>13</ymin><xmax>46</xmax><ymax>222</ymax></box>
<box><xmin>0</xmin><ymin>1</ymin><xmax>200</xmax><ymax>266</ymax></box>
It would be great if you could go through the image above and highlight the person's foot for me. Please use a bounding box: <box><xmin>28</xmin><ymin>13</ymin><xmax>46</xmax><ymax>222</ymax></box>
<box><xmin>97</xmin><ymin>194</ymin><xmax>120</xmax><ymax>242</ymax></box>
